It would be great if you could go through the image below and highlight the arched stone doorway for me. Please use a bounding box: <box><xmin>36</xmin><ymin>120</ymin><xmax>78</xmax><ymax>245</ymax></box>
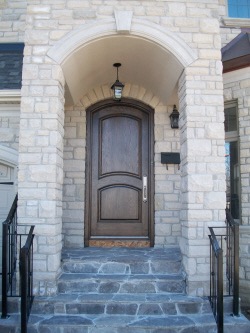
<box><xmin>47</xmin><ymin>16</ymin><xmax>198</xmax><ymax>249</ymax></box>
<box><xmin>19</xmin><ymin>13</ymin><xmax>226</xmax><ymax>296</ymax></box>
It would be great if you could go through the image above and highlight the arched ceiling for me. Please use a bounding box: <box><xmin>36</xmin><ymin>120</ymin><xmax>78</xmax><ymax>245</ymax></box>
<box><xmin>63</xmin><ymin>35</ymin><xmax>184</xmax><ymax>106</ymax></box>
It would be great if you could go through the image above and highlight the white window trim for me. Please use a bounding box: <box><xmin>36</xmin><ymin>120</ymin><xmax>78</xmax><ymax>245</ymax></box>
<box><xmin>0</xmin><ymin>89</ymin><xmax>21</xmax><ymax>103</ymax></box>
<box><xmin>222</xmin><ymin>17</ymin><xmax>250</xmax><ymax>28</ymax></box>
<box><xmin>0</xmin><ymin>145</ymin><xmax>18</xmax><ymax>168</ymax></box>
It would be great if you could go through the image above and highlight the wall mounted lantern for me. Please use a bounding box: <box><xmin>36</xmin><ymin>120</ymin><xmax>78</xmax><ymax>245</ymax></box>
<box><xmin>111</xmin><ymin>63</ymin><xmax>124</xmax><ymax>101</ymax></box>
<box><xmin>169</xmin><ymin>105</ymin><xmax>179</xmax><ymax>129</ymax></box>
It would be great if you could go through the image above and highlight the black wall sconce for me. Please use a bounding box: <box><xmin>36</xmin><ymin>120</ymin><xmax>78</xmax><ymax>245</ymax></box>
<box><xmin>169</xmin><ymin>105</ymin><xmax>179</xmax><ymax>129</ymax></box>
<box><xmin>111</xmin><ymin>63</ymin><xmax>124</xmax><ymax>101</ymax></box>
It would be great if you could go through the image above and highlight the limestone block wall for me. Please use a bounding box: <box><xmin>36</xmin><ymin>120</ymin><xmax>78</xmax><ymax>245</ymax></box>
<box><xmin>224</xmin><ymin>68</ymin><xmax>250</xmax><ymax>304</ymax></box>
<box><xmin>16</xmin><ymin>0</ymin><xmax>226</xmax><ymax>294</ymax></box>
<box><xmin>0</xmin><ymin>0</ymin><xmax>26</xmax><ymax>42</ymax></box>
<box><xmin>178</xmin><ymin>57</ymin><xmax>226</xmax><ymax>295</ymax></box>
<box><xmin>63</xmin><ymin>105</ymin><xmax>86</xmax><ymax>247</ymax></box>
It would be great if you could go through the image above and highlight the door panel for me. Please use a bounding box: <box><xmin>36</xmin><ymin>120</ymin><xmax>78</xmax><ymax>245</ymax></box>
<box><xmin>85</xmin><ymin>100</ymin><xmax>154</xmax><ymax>246</ymax></box>
<box><xmin>100</xmin><ymin>186</ymin><xmax>139</xmax><ymax>220</ymax></box>
<box><xmin>101</xmin><ymin>116</ymin><xmax>140</xmax><ymax>175</ymax></box>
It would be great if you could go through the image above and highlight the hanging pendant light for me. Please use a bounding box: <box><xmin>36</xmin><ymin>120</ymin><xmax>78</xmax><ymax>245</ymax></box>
<box><xmin>111</xmin><ymin>63</ymin><xmax>124</xmax><ymax>101</ymax></box>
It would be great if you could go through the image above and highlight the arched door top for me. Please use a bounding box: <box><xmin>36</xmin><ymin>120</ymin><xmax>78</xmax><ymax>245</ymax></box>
<box><xmin>47</xmin><ymin>18</ymin><xmax>198</xmax><ymax>106</ymax></box>
<box><xmin>48</xmin><ymin>18</ymin><xmax>197</xmax><ymax>67</ymax></box>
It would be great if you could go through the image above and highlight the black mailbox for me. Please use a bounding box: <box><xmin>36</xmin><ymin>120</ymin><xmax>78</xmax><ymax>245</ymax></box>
<box><xmin>161</xmin><ymin>152</ymin><xmax>180</xmax><ymax>165</ymax></box>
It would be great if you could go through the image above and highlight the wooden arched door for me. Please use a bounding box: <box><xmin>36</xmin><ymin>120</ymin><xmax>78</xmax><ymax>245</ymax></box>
<box><xmin>85</xmin><ymin>99</ymin><xmax>154</xmax><ymax>247</ymax></box>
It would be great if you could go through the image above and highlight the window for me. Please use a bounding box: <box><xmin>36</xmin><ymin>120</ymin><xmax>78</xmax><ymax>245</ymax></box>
<box><xmin>228</xmin><ymin>0</ymin><xmax>250</xmax><ymax>18</ymax></box>
<box><xmin>224</xmin><ymin>103</ymin><xmax>240</xmax><ymax>220</ymax></box>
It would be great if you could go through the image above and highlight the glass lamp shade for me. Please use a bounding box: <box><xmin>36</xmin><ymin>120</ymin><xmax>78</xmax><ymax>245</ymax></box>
<box><xmin>169</xmin><ymin>105</ymin><xmax>179</xmax><ymax>129</ymax></box>
<box><xmin>111</xmin><ymin>80</ymin><xmax>124</xmax><ymax>101</ymax></box>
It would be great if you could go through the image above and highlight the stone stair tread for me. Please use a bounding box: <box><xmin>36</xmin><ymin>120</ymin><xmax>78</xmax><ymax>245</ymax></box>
<box><xmin>31</xmin><ymin>292</ymin><xmax>212</xmax><ymax>317</ymax></box>
<box><xmin>61</xmin><ymin>246</ymin><xmax>182</xmax><ymax>262</ymax></box>
<box><xmin>58</xmin><ymin>273</ymin><xmax>184</xmax><ymax>280</ymax></box>
<box><xmin>33</xmin><ymin>293</ymin><xmax>207</xmax><ymax>304</ymax></box>
<box><xmin>2</xmin><ymin>312</ymin><xmax>250</xmax><ymax>333</ymax></box>
<box><xmin>28</xmin><ymin>313</ymin><xmax>217</xmax><ymax>333</ymax></box>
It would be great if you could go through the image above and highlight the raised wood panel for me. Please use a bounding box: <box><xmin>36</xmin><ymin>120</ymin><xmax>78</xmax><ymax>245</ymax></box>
<box><xmin>100</xmin><ymin>116</ymin><xmax>140</xmax><ymax>176</ymax></box>
<box><xmin>99</xmin><ymin>186</ymin><xmax>139</xmax><ymax>220</ymax></box>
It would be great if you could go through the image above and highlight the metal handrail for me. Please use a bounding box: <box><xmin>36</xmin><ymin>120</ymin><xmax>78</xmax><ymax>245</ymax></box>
<box><xmin>1</xmin><ymin>194</ymin><xmax>18</xmax><ymax>318</ymax></box>
<box><xmin>209</xmin><ymin>227</ymin><xmax>224</xmax><ymax>333</ymax></box>
<box><xmin>225</xmin><ymin>208</ymin><xmax>239</xmax><ymax>316</ymax></box>
<box><xmin>1</xmin><ymin>194</ymin><xmax>35</xmax><ymax>333</ymax></box>
<box><xmin>20</xmin><ymin>225</ymin><xmax>35</xmax><ymax>333</ymax></box>
<box><xmin>208</xmin><ymin>209</ymin><xmax>240</xmax><ymax>332</ymax></box>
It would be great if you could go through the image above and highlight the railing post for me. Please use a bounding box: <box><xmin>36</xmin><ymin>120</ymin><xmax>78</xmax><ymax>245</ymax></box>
<box><xmin>20</xmin><ymin>246</ymin><xmax>28</xmax><ymax>333</ymax></box>
<box><xmin>1</xmin><ymin>222</ymin><xmax>9</xmax><ymax>319</ymax></box>
<box><xmin>20</xmin><ymin>226</ymin><xmax>34</xmax><ymax>333</ymax></box>
<box><xmin>233</xmin><ymin>224</ymin><xmax>239</xmax><ymax>316</ymax></box>
<box><xmin>217</xmin><ymin>248</ymin><xmax>224</xmax><ymax>333</ymax></box>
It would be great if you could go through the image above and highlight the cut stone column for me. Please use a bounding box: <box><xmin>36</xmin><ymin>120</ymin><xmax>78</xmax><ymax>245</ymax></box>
<box><xmin>18</xmin><ymin>59</ymin><xmax>65</xmax><ymax>295</ymax></box>
<box><xmin>178</xmin><ymin>60</ymin><xmax>226</xmax><ymax>296</ymax></box>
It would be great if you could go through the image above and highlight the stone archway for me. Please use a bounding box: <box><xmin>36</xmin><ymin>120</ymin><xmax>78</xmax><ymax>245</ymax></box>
<box><xmin>47</xmin><ymin>14</ymin><xmax>198</xmax><ymax>107</ymax></box>
<box><xmin>19</xmin><ymin>10</ymin><xmax>226</xmax><ymax>296</ymax></box>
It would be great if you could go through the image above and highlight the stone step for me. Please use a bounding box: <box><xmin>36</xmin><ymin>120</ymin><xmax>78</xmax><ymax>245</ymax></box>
<box><xmin>1</xmin><ymin>247</ymin><xmax>250</xmax><ymax>333</ymax></box>
<box><xmin>31</xmin><ymin>293</ymin><xmax>210</xmax><ymax>316</ymax></box>
<box><xmin>0</xmin><ymin>313</ymin><xmax>219</xmax><ymax>333</ymax></box>
<box><xmin>61</xmin><ymin>246</ymin><xmax>182</xmax><ymax>275</ymax></box>
<box><xmin>57</xmin><ymin>273</ymin><xmax>186</xmax><ymax>294</ymax></box>
<box><xmin>1</xmin><ymin>311</ymin><xmax>250</xmax><ymax>333</ymax></box>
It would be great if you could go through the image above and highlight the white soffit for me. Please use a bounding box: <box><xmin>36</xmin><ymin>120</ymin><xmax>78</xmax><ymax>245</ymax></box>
<box><xmin>47</xmin><ymin>18</ymin><xmax>197</xmax><ymax>106</ymax></box>
<box><xmin>63</xmin><ymin>35</ymin><xmax>183</xmax><ymax>105</ymax></box>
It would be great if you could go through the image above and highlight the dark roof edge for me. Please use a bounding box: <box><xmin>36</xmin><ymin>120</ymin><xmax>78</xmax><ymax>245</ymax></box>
<box><xmin>0</xmin><ymin>43</ymin><xmax>24</xmax><ymax>53</ymax></box>
<box><xmin>223</xmin><ymin>54</ymin><xmax>250</xmax><ymax>73</ymax></box>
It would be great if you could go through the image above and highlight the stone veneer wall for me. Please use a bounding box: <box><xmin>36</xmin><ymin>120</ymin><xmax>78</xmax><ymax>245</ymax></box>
<box><xmin>0</xmin><ymin>0</ymin><xmax>26</xmax><ymax>42</ymax></box>
<box><xmin>0</xmin><ymin>0</ymin><xmax>236</xmax><ymax>294</ymax></box>
<box><xmin>224</xmin><ymin>68</ymin><xmax>250</xmax><ymax>305</ymax></box>
<box><xmin>63</xmin><ymin>85</ymin><xmax>181</xmax><ymax>248</ymax></box>
<box><xmin>12</xmin><ymin>0</ymin><xmax>226</xmax><ymax>295</ymax></box>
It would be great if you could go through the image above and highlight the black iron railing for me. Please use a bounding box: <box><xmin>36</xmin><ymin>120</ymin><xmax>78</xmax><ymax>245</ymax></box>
<box><xmin>208</xmin><ymin>209</ymin><xmax>240</xmax><ymax>333</ymax></box>
<box><xmin>1</xmin><ymin>194</ymin><xmax>35</xmax><ymax>333</ymax></box>
<box><xmin>20</xmin><ymin>225</ymin><xmax>35</xmax><ymax>333</ymax></box>
<box><xmin>225</xmin><ymin>208</ymin><xmax>239</xmax><ymax>316</ymax></box>
<box><xmin>1</xmin><ymin>194</ymin><xmax>18</xmax><ymax>318</ymax></box>
<box><xmin>209</xmin><ymin>227</ymin><xmax>224</xmax><ymax>333</ymax></box>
